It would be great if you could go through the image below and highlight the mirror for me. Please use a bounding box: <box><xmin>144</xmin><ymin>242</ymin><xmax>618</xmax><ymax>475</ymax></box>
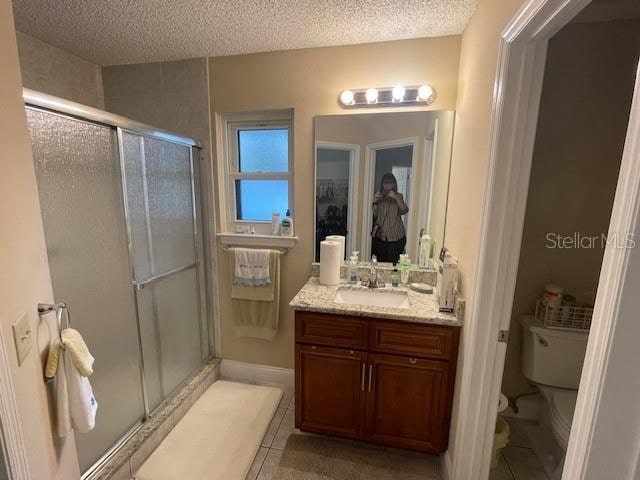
<box><xmin>314</xmin><ymin>110</ymin><xmax>454</xmax><ymax>267</ymax></box>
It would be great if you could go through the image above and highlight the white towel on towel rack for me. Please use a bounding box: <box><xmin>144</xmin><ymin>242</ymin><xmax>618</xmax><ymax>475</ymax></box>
<box><xmin>233</xmin><ymin>248</ymin><xmax>271</xmax><ymax>286</ymax></box>
<box><xmin>56</xmin><ymin>353</ymin><xmax>72</xmax><ymax>437</ymax></box>
<box><xmin>57</xmin><ymin>349</ymin><xmax>98</xmax><ymax>437</ymax></box>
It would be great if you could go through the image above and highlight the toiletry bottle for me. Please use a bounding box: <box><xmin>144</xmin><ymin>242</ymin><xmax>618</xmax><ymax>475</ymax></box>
<box><xmin>350</xmin><ymin>251</ymin><xmax>360</xmax><ymax>284</ymax></box>
<box><xmin>281</xmin><ymin>209</ymin><xmax>294</xmax><ymax>237</ymax></box>
<box><xmin>271</xmin><ymin>212</ymin><xmax>281</xmax><ymax>235</ymax></box>
<box><xmin>347</xmin><ymin>254</ymin><xmax>357</xmax><ymax>284</ymax></box>
<box><xmin>399</xmin><ymin>255</ymin><xmax>410</xmax><ymax>285</ymax></box>
<box><xmin>391</xmin><ymin>267</ymin><xmax>399</xmax><ymax>287</ymax></box>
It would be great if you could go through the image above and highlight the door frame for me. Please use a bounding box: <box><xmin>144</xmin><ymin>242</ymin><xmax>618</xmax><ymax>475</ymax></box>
<box><xmin>314</xmin><ymin>141</ymin><xmax>361</xmax><ymax>259</ymax></box>
<box><xmin>361</xmin><ymin>137</ymin><xmax>419</xmax><ymax>261</ymax></box>
<box><xmin>421</xmin><ymin>119</ymin><xmax>439</xmax><ymax>244</ymax></box>
<box><xmin>0</xmin><ymin>330</ymin><xmax>31</xmax><ymax>480</ymax></box>
<box><xmin>445</xmin><ymin>0</ymin><xmax>640</xmax><ymax>479</ymax></box>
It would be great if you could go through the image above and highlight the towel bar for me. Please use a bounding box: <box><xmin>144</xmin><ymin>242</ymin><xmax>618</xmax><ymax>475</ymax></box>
<box><xmin>223</xmin><ymin>246</ymin><xmax>286</xmax><ymax>255</ymax></box>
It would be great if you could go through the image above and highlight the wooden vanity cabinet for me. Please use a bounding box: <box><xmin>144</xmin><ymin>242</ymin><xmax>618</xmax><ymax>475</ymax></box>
<box><xmin>295</xmin><ymin>310</ymin><xmax>460</xmax><ymax>454</ymax></box>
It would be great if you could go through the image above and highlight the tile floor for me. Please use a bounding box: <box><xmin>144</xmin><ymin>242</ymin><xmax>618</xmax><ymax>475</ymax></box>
<box><xmin>489</xmin><ymin>418</ymin><xmax>551</xmax><ymax>480</ymax></box>
<box><xmin>231</xmin><ymin>376</ymin><xmax>549</xmax><ymax>480</ymax></box>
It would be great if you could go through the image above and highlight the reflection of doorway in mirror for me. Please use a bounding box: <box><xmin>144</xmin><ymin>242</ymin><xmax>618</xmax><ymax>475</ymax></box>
<box><xmin>314</xmin><ymin>142</ymin><xmax>360</xmax><ymax>261</ymax></box>
<box><xmin>362</xmin><ymin>138</ymin><xmax>419</xmax><ymax>261</ymax></box>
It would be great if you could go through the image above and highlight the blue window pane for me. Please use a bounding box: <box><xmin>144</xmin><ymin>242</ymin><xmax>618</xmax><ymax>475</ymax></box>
<box><xmin>235</xmin><ymin>180</ymin><xmax>289</xmax><ymax>221</ymax></box>
<box><xmin>238</xmin><ymin>129</ymin><xmax>288</xmax><ymax>172</ymax></box>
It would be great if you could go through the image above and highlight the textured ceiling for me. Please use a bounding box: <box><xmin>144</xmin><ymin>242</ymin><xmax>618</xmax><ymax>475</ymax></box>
<box><xmin>11</xmin><ymin>0</ymin><xmax>478</xmax><ymax>66</ymax></box>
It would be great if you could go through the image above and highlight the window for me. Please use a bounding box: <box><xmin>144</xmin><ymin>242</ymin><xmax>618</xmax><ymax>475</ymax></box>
<box><xmin>225</xmin><ymin>114</ymin><xmax>293</xmax><ymax>227</ymax></box>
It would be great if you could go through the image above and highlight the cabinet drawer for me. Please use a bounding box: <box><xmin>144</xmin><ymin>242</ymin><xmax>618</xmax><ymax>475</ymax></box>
<box><xmin>296</xmin><ymin>311</ymin><xmax>368</xmax><ymax>350</ymax></box>
<box><xmin>370</xmin><ymin>320</ymin><xmax>457</xmax><ymax>360</ymax></box>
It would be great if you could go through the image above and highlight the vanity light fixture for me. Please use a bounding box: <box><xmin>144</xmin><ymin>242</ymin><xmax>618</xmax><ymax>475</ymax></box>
<box><xmin>392</xmin><ymin>85</ymin><xmax>406</xmax><ymax>102</ymax></box>
<box><xmin>339</xmin><ymin>90</ymin><xmax>355</xmax><ymax>106</ymax></box>
<box><xmin>365</xmin><ymin>88</ymin><xmax>379</xmax><ymax>104</ymax></box>
<box><xmin>417</xmin><ymin>85</ymin><xmax>434</xmax><ymax>102</ymax></box>
<box><xmin>338</xmin><ymin>84</ymin><xmax>436</xmax><ymax>108</ymax></box>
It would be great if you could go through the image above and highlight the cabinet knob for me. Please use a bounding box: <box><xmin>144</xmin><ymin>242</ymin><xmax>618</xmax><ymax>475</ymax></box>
<box><xmin>311</xmin><ymin>345</ymin><xmax>316</xmax><ymax>350</ymax></box>
<box><xmin>409</xmin><ymin>357</ymin><xmax>417</xmax><ymax>364</ymax></box>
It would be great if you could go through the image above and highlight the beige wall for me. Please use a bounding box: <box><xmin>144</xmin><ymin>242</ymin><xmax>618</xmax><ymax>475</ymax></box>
<box><xmin>209</xmin><ymin>36</ymin><xmax>461</xmax><ymax>368</ymax></box>
<box><xmin>444</xmin><ymin>0</ymin><xmax>528</xmax><ymax>456</ymax></box>
<box><xmin>502</xmin><ymin>19</ymin><xmax>640</xmax><ymax>397</ymax></box>
<box><xmin>16</xmin><ymin>31</ymin><xmax>104</xmax><ymax>109</ymax></box>
<box><xmin>0</xmin><ymin>4</ymin><xmax>81</xmax><ymax>479</ymax></box>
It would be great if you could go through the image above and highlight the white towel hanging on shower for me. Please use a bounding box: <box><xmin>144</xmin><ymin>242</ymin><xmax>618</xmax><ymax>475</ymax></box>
<box><xmin>56</xmin><ymin>349</ymin><xmax>98</xmax><ymax>437</ymax></box>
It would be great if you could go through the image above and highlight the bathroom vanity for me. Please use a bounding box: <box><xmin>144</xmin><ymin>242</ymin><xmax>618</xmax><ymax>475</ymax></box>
<box><xmin>290</xmin><ymin>278</ymin><xmax>461</xmax><ymax>454</ymax></box>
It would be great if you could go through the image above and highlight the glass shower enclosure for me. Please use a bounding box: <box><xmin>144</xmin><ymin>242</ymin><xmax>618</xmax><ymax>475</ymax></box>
<box><xmin>23</xmin><ymin>90</ymin><xmax>211</xmax><ymax>475</ymax></box>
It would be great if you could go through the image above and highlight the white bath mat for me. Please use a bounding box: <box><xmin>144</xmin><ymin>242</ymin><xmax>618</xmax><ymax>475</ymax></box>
<box><xmin>136</xmin><ymin>380</ymin><xmax>282</xmax><ymax>480</ymax></box>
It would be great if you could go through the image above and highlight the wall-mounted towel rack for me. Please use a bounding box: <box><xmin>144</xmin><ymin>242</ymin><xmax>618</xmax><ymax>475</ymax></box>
<box><xmin>223</xmin><ymin>246</ymin><xmax>287</xmax><ymax>255</ymax></box>
<box><xmin>38</xmin><ymin>302</ymin><xmax>72</xmax><ymax>384</ymax></box>
<box><xmin>38</xmin><ymin>302</ymin><xmax>71</xmax><ymax>345</ymax></box>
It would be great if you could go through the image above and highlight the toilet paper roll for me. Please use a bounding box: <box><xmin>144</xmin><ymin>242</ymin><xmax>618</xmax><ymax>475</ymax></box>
<box><xmin>498</xmin><ymin>393</ymin><xmax>509</xmax><ymax>413</ymax></box>
<box><xmin>325</xmin><ymin>235</ymin><xmax>346</xmax><ymax>262</ymax></box>
<box><xmin>320</xmin><ymin>240</ymin><xmax>342</xmax><ymax>286</ymax></box>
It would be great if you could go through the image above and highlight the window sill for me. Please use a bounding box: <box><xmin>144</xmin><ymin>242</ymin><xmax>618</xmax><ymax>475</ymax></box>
<box><xmin>217</xmin><ymin>232</ymin><xmax>298</xmax><ymax>250</ymax></box>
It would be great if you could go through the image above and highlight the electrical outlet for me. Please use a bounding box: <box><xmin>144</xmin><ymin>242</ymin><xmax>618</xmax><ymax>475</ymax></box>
<box><xmin>12</xmin><ymin>313</ymin><xmax>33</xmax><ymax>366</ymax></box>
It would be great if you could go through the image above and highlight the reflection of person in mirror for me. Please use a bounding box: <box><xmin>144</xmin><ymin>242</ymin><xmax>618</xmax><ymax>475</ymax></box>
<box><xmin>371</xmin><ymin>173</ymin><xmax>409</xmax><ymax>263</ymax></box>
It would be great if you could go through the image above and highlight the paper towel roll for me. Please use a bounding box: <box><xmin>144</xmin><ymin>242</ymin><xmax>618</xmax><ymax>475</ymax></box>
<box><xmin>325</xmin><ymin>235</ymin><xmax>345</xmax><ymax>262</ymax></box>
<box><xmin>320</xmin><ymin>240</ymin><xmax>341</xmax><ymax>286</ymax></box>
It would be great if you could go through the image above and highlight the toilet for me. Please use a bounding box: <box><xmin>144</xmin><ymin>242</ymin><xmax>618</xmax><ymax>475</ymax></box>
<box><xmin>520</xmin><ymin>315</ymin><xmax>589</xmax><ymax>477</ymax></box>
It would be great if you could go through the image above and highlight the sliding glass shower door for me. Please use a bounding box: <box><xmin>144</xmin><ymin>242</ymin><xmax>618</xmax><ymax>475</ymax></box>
<box><xmin>120</xmin><ymin>132</ymin><xmax>204</xmax><ymax>411</ymax></box>
<box><xmin>26</xmin><ymin>106</ymin><xmax>209</xmax><ymax>473</ymax></box>
<box><xmin>27</xmin><ymin>109</ymin><xmax>146</xmax><ymax>470</ymax></box>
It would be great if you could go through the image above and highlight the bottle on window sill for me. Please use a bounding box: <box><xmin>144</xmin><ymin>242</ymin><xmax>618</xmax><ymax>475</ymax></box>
<box><xmin>281</xmin><ymin>209</ymin><xmax>294</xmax><ymax>237</ymax></box>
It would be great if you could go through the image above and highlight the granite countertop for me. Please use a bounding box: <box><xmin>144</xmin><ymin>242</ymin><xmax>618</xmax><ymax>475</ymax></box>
<box><xmin>289</xmin><ymin>277</ymin><xmax>463</xmax><ymax>327</ymax></box>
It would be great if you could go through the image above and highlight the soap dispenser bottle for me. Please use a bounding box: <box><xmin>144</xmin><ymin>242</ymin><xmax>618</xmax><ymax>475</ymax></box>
<box><xmin>347</xmin><ymin>253</ymin><xmax>359</xmax><ymax>284</ymax></box>
<box><xmin>281</xmin><ymin>209</ymin><xmax>294</xmax><ymax>237</ymax></box>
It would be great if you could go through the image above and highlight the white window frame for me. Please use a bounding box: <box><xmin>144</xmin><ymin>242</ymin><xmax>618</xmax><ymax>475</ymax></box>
<box><xmin>222</xmin><ymin>111</ymin><xmax>293</xmax><ymax>234</ymax></box>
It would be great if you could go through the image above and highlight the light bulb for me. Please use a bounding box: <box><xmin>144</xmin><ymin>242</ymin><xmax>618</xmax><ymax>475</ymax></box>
<box><xmin>392</xmin><ymin>85</ymin><xmax>405</xmax><ymax>102</ymax></box>
<box><xmin>365</xmin><ymin>88</ymin><xmax>378</xmax><ymax>103</ymax></box>
<box><xmin>340</xmin><ymin>90</ymin><xmax>355</xmax><ymax>105</ymax></box>
<box><xmin>417</xmin><ymin>85</ymin><xmax>434</xmax><ymax>102</ymax></box>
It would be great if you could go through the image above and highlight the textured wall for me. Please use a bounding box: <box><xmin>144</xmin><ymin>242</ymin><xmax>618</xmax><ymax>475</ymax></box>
<box><xmin>502</xmin><ymin>19</ymin><xmax>640</xmax><ymax>398</ymax></box>
<box><xmin>1</xmin><ymin>6</ymin><xmax>81</xmax><ymax>479</ymax></box>
<box><xmin>16</xmin><ymin>31</ymin><xmax>104</xmax><ymax>109</ymax></box>
<box><xmin>209</xmin><ymin>36</ymin><xmax>461</xmax><ymax>369</ymax></box>
<box><xmin>102</xmin><ymin>58</ymin><xmax>210</xmax><ymax>157</ymax></box>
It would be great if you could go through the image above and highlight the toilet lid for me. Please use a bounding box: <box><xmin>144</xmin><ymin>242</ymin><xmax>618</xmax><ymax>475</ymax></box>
<box><xmin>552</xmin><ymin>389</ymin><xmax>578</xmax><ymax>430</ymax></box>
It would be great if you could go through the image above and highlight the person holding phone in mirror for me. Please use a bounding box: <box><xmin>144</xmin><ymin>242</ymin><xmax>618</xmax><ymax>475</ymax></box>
<box><xmin>371</xmin><ymin>172</ymin><xmax>409</xmax><ymax>263</ymax></box>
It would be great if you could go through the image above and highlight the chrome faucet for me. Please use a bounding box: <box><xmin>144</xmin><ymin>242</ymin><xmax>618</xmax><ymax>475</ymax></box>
<box><xmin>364</xmin><ymin>255</ymin><xmax>381</xmax><ymax>288</ymax></box>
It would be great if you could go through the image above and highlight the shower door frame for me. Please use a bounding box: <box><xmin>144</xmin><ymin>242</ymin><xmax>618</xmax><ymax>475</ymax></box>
<box><xmin>116</xmin><ymin>127</ymin><xmax>208</xmax><ymax>417</ymax></box>
<box><xmin>23</xmin><ymin>89</ymin><xmax>215</xmax><ymax>478</ymax></box>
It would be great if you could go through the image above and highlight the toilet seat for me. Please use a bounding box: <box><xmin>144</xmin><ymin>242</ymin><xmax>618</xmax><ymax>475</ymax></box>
<box><xmin>548</xmin><ymin>389</ymin><xmax>577</xmax><ymax>449</ymax></box>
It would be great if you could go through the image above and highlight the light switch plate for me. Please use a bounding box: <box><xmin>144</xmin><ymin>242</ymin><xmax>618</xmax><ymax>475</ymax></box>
<box><xmin>12</xmin><ymin>313</ymin><xmax>33</xmax><ymax>366</ymax></box>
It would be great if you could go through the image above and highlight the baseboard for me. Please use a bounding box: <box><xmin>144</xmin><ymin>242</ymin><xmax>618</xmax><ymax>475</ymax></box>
<box><xmin>441</xmin><ymin>450</ymin><xmax>453</xmax><ymax>480</ymax></box>
<box><xmin>220</xmin><ymin>359</ymin><xmax>294</xmax><ymax>389</ymax></box>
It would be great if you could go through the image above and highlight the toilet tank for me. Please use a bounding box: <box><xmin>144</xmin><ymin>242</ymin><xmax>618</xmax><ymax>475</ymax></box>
<box><xmin>520</xmin><ymin>315</ymin><xmax>589</xmax><ymax>389</ymax></box>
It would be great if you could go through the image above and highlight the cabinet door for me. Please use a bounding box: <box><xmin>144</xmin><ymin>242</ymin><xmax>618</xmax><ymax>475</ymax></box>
<box><xmin>365</xmin><ymin>353</ymin><xmax>450</xmax><ymax>453</ymax></box>
<box><xmin>296</xmin><ymin>344</ymin><xmax>367</xmax><ymax>439</ymax></box>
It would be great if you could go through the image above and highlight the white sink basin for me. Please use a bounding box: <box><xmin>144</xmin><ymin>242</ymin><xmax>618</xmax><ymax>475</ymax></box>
<box><xmin>334</xmin><ymin>287</ymin><xmax>410</xmax><ymax>309</ymax></box>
